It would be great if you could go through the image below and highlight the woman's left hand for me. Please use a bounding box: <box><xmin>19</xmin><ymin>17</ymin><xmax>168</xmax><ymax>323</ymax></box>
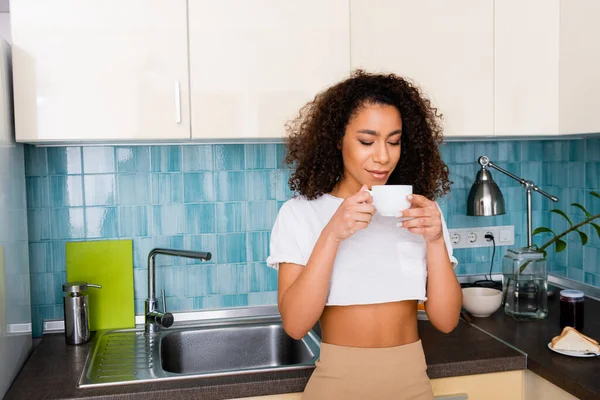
<box><xmin>396</xmin><ymin>194</ymin><xmax>442</xmax><ymax>243</ymax></box>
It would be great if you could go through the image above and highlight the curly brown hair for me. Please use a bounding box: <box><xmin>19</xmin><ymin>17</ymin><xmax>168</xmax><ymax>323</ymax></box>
<box><xmin>284</xmin><ymin>69</ymin><xmax>452</xmax><ymax>201</ymax></box>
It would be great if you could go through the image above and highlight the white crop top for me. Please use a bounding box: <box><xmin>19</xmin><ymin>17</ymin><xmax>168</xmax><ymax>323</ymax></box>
<box><xmin>266</xmin><ymin>194</ymin><xmax>458</xmax><ymax>306</ymax></box>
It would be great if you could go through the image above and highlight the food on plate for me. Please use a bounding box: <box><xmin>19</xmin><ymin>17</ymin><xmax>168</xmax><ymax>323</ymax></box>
<box><xmin>551</xmin><ymin>326</ymin><xmax>600</xmax><ymax>353</ymax></box>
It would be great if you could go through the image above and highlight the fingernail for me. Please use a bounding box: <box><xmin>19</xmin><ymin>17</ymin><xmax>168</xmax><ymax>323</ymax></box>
<box><xmin>396</xmin><ymin>222</ymin><xmax>403</xmax><ymax>227</ymax></box>
<box><xmin>396</xmin><ymin>211</ymin><xmax>403</xmax><ymax>217</ymax></box>
<box><xmin>407</xmin><ymin>194</ymin><xmax>413</xmax><ymax>200</ymax></box>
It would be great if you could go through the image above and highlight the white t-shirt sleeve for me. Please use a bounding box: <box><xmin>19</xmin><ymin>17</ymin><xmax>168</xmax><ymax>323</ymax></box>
<box><xmin>266</xmin><ymin>202</ymin><xmax>307</xmax><ymax>270</ymax></box>
<box><xmin>437</xmin><ymin>202</ymin><xmax>458</xmax><ymax>268</ymax></box>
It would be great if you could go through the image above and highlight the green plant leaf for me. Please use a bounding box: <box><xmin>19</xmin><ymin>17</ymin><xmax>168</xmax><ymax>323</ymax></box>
<box><xmin>591</xmin><ymin>223</ymin><xmax>600</xmax><ymax>240</ymax></box>
<box><xmin>533</xmin><ymin>227</ymin><xmax>555</xmax><ymax>236</ymax></box>
<box><xmin>550</xmin><ymin>209</ymin><xmax>573</xmax><ymax>226</ymax></box>
<box><xmin>591</xmin><ymin>191</ymin><xmax>600</xmax><ymax>199</ymax></box>
<box><xmin>555</xmin><ymin>239</ymin><xmax>567</xmax><ymax>253</ymax></box>
<box><xmin>577</xmin><ymin>230</ymin><xmax>588</xmax><ymax>246</ymax></box>
<box><xmin>571</xmin><ymin>203</ymin><xmax>591</xmax><ymax>218</ymax></box>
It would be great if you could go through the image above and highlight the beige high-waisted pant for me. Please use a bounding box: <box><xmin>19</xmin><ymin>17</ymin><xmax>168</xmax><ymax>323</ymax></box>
<box><xmin>303</xmin><ymin>340</ymin><xmax>434</xmax><ymax>400</ymax></box>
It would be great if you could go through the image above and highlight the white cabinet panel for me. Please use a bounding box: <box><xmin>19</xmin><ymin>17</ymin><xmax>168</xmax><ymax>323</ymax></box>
<box><xmin>495</xmin><ymin>0</ymin><xmax>559</xmax><ymax>136</ymax></box>
<box><xmin>559</xmin><ymin>0</ymin><xmax>600</xmax><ymax>135</ymax></box>
<box><xmin>525</xmin><ymin>370</ymin><xmax>577</xmax><ymax>400</ymax></box>
<box><xmin>11</xmin><ymin>0</ymin><xmax>190</xmax><ymax>142</ymax></box>
<box><xmin>351</xmin><ymin>0</ymin><xmax>494</xmax><ymax>138</ymax></box>
<box><xmin>237</xmin><ymin>371</ymin><xmax>524</xmax><ymax>400</ymax></box>
<box><xmin>188</xmin><ymin>0</ymin><xmax>350</xmax><ymax>139</ymax></box>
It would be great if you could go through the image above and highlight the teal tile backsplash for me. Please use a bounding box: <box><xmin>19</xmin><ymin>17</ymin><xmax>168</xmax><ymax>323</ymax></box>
<box><xmin>50</xmin><ymin>175</ymin><xmax>83</xmax><ymax>207</ymax></box>
<box><xmin>47</xmin><ymin>147</ymin><xmax>82</xmax><ymax>175</ymax></box>
<box><xmin>24</xmin><ymin>139</ymin><xmax>600</xmax><ymax>337</ymax></box>
<box><xmin>116</xmin><ymin>146</ymin><xmax>151</xmax><ymax>173</ymax></box>
<box><xmin>82</xmin><ymin>147</ymin><xmax>115</xmax><ymax>174</ymax></box>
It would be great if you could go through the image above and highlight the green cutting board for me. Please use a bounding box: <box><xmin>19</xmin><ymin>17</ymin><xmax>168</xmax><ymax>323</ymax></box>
<box><xmin>66</xmin><ymin>240</ymin><xmax>135</xmax><ymax>331</ymax></box>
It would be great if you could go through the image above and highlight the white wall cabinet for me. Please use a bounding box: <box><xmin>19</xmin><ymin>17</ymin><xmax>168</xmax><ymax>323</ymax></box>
<box><xmin>350</xmin><ymin>0</ymin><xmax>494</xmax><ymax>138</ymax></box>
<box><xmin>495</xmin><ymin>0</ymin><xmax>600</xmax><ymax>137</ymax></box>
<box><xmin>188</xmin><ymin>0</ymin><xmax>350</xmax><ymax>139</ymax></box>
<box><xmin>11</xmin><ymin>0</ymin><xmax>190</xmax><ymax>142</ymax></box>
<box><xmin>494</xmin><ymin>0</ymin><xmax>560</xmax><ymax>136</ymax></box>
<box><xmin>9</xmin><ymin>0</ymin><xmax>600</xmax><ymax>142</ymax></box>
<box><xmin>559</xmin><ymin>0</ymin><xmax>600</xmax><ymax>135</ymax></box>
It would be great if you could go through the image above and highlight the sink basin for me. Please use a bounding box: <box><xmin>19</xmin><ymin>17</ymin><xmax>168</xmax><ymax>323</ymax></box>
<box><xmin>161</xmin><ymin>323</ymin><xmax>316</xmax><ymax>374</ymax></box>
<box><xmin>78</xmin><ymin>306</ymin><xmax>320</xmax><ymax>388</ymax></box>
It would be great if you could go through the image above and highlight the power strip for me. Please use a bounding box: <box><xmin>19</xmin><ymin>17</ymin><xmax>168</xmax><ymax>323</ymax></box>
<box><xmin>448</xmin><ymin>225</ymin><xmax>515</xmax><ymax>249</ymax></box>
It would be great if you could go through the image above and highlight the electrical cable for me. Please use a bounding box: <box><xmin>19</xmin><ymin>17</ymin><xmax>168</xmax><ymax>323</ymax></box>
<box><xmin>472</xmin><ymin>233</ymin><xmax>500</xmax><ymax>290</ymax></box>
<box><xmin>485</xmin><ymin>233</ymin><xmax>495</xmax><ymax>281</ymax></box>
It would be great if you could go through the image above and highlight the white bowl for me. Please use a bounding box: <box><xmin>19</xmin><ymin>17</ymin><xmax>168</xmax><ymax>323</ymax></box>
<box><xmin>462</xmin><ymin>287</ymin><xmax>502</xmax><ymax>317</ymax></box>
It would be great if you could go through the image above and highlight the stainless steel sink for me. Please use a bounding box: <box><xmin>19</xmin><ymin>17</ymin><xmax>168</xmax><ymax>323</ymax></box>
<box><xmin>161</xmin><ymin>323</ymin><xmax>316</xmax><ymax>374</ymax></box>
<box><xmin>78</xmin><ymin>306</ymin><xmax>320</xmax><ymax>388</ymax></box>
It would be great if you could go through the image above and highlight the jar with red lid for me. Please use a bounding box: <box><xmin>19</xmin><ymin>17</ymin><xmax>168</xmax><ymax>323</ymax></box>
<box><xmin>559</xmin><ymin>289</ymin><xmax>584</xmax><ymax>331</ymax></box>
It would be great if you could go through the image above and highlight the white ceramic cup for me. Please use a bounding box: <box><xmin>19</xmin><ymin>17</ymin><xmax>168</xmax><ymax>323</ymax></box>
<box><xmin>365</xmin><ymin>185</ymin><xmax>412</xmax><ymax>217</ymax></box>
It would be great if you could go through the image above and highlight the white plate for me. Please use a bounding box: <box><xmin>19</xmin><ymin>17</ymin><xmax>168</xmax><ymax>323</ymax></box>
<box><xmin>547</xmin><ymin>342</ymin><xmax>600</xmax><ymax>358</ymax></box>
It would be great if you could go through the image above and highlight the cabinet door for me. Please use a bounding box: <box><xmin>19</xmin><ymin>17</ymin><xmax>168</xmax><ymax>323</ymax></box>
<box><xmin>495</xmin><ymin>0</ymin><xmax>559</xmax><ymax>136</ymax></box>
<box><xmin>350</xmin><ymin>0</ymin><xmax>494</xmax><ymax>138</ymax></box>
<box><xmin>188</xmin><ymin>0</ymin><xmax>350</xmax><ymax>139</ymax></box>
<box><xmin>525</xmin><ymin>370</ymin><xmax>577</xmax><ymax>400</ymax></box>
<box><xmin>432</xmin><ymin>370</ymin><xmax>524</xmax><ymax>400</ymax></box>
<box><xmin>11</xmin><ymin>0</ymin><xmax>190</xmax><ymax>142</ymax></box>
<box><xmin>559</xmin><ymin>0</ymin><xmax>600</xmax><ymax>135</ymax></box>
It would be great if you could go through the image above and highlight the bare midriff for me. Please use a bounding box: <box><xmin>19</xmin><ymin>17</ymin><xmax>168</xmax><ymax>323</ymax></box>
<box><xmin>319</xmin><ymin>300</ymin><xmax>419</xmax><ymax>348</ymax></box>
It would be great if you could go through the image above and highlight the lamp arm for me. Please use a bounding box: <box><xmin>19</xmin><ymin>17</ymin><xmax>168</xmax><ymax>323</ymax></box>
<box><xmin>479</xmin><ymin>156</ymin><xmax>558</xmax><ymax>202</ymax></box>
<box><xmin>531</xmin><ymin>185</ymin><xmax>559</xmax><ymax>202</ymax></box>
<box><xmin>486</xmin><ymin>161</ymin><xmax>525</xmax><ymax>184</ymax></box>
<box><xmin>478</xmin><ymin>155</ymin><xmax>559</xmax><ymax>249</ymax></box>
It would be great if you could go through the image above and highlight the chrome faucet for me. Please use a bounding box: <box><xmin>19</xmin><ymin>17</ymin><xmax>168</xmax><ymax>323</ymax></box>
<box><xmin>145</xmin><ymin>248</ymin><xmax>212</xmax><ymax>334</ymax></box>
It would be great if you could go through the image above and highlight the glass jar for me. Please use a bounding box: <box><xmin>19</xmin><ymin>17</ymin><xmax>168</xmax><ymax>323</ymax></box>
<box><xmin>559</xmin><ymin>289</ymin><xmax>584</xmax><ymax>331</ymax></box>
<box><xmin>502</xmin><ymin>247</ymin><xmax>548</xmax><ymax>320</ymax></box>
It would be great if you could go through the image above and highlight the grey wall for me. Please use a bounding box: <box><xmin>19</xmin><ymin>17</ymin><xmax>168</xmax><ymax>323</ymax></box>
<box><xmin>0</xmin><ymin>4</ymin><xmax>32</xmax><ymax>397</ymax></box>
<box><xmin>0</xmin><ymin>1</ymin><xmax>9</xmax><ymax>44</ymax></box>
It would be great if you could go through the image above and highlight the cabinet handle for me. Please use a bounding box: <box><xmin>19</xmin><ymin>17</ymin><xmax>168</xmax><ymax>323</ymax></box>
<box><xmin>174</xmin><ymin>80</ymin><xmax>182</xmax><ymax>124</ymax></box>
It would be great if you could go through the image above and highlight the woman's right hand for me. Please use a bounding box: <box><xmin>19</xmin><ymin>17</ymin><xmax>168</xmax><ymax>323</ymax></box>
<box><xmin>325</xmin><ymin>185</ymin><xmax>375</xmax><ymax>242</ymax></box>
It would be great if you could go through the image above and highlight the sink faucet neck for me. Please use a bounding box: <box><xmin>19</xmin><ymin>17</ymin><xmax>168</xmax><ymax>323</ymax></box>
<box><xmin>145</xmin><ymin>248</ymin><xmax>212</xmax><ymax>334</ymax></box>
<box><xmin>147</xmin><ymin>248</ymin><xmax>211</xmax><ymax>302</ymax></box>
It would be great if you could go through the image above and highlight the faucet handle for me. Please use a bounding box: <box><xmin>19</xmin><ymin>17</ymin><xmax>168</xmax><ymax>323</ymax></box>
<box><xmin>160</xmin><ymin>289</ymin><xmax>174</xmax><ymax>328</ymax></box>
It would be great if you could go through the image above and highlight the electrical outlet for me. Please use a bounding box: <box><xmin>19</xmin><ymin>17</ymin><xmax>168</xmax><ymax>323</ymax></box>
<box><xmin>450</xmin><ymin>232</ymin><xmax>461</xmax><ymax>244</ymax></box>
<box><xmin>448</xmin><ymin>225</ymin><xmax>515</xmax><ymax>249</ymax></box>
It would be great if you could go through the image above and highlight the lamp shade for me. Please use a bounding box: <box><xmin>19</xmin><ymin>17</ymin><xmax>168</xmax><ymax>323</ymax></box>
<box><xmin>467</xmin><ymin>168</ymin><xmax>506</xmax><ymax>216</ymax></box>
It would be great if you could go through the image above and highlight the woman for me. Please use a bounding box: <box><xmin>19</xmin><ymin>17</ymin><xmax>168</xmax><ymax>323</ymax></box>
<box><xmin>266</xmin><ymin>70</ymin><xmax>462</xmax><ymax>399</ymax></box>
